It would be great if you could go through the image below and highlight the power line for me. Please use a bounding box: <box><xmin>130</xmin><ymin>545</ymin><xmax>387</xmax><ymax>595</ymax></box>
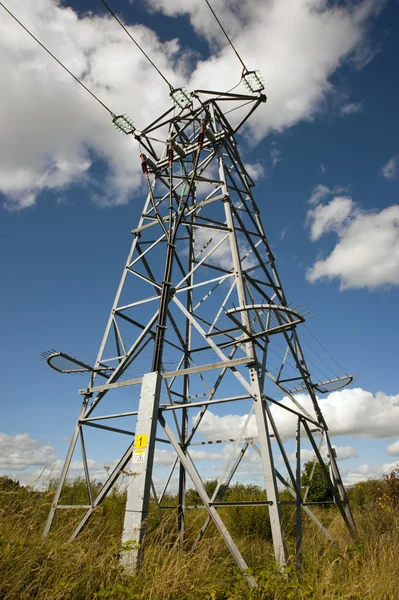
<box><xmin>101</xmin><ymin>0</ymin><xmax>173</xmax><ymax>91</ymax></box>
<box><xmin>299</xmin><ymin>335</ymin><xmax>340</xmax><ymax>380</ymax></box>
<box><xmin>0</xmin><ymin>2</ymin><xmax>114</xmax><ymax>116</ymax></box>
<box><xmin>204</xmin><ymin>0</ymin><xmax>247</xmax><ymax>72</ymax></box>
<box><xmin>303</xmin><ymin>323</ymin><xmax>348</xmax><ymax>376</ymax></box>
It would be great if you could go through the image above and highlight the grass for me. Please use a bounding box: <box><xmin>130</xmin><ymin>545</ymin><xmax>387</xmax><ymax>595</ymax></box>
<box><xmin>0</xmin><ymin>474</ymin><xmax>398</xmax><ymax>599</ymax></box>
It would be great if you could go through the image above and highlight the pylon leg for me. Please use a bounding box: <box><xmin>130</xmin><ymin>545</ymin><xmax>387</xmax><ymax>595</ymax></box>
<box><xmin>295</xmin><ymin>419</ymin><xmax>302</xmax><ymax>569</ymax></box>
<box><xmin>121</xmin><ymin>372</ymin><xmax>162</xmax><ymax>571</ymax></box>
<box><xmin>42</xmin><ymin>399</ymin><xmax>88</xmax><ymax>538</ymax></box>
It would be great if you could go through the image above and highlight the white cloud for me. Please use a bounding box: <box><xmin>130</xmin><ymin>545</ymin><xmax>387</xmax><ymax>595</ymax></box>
<box><xmin>0</xmin><ymin>0</ymin><xmax>386</xmax><ymax>209</ymax></box>
<box><xmin>194</xmin><ymin>226</ymin><xmax>231</xmax><ymax>271</ymax></box>
<box><xmin>307</xmin><ymin>195</ymin><xmax>354</xmax><ymax>241</ymax></box>
<box><xmin>195</xmin><ymin>411</ymin><xmax>258</xmax><ymax>441</ymax></box>
<box><xmin>340</xmin><ymin>100</ymin><xmax>364</xmax><ymax>116</ymax></box>
<box><xmin>386</xmin><ymin>439</ymin><xmax>399</xmax><ymax>456</ymax></box>
<box><xmin>193</xmin><ymin>217</ymin><xmax>256</xmax><ymax>271</ymax></box>
<box><xmin>381</xmin><ymin>155</ymin><xmax>399</xmax><ymax>180</ymax></box>
<box><xmin>307</xmin><ymin>183</ymin><xmax>344</xmax><ymax>206</ymax></box>
<box><xmin>307</xmin><ymin>201</ymin><xmax>399</xmax><ymax>289</ymax></box>
<box><xmin>342</xmin><ymin>461</ymin><xmax>399</xmax><ymax>486</ymax></box>
<box><xmin>0</xmin><ymin>433</ymin><xmax>226</xmax><ymax>488</ymax></box>
<box><xmin>320</xmin><ymin>163</ymin><xmax>327</xmax><ymax>173</ymax></box>
<box><xmin>0</xmin><ymin>432</ymin><xmax>56</xmax><ymax>471</ymax></box>
<box><xmin>280</xmin><ymin>226</ymin><xmax>288</xmax><ymax>241</ymax></box>
<box><xmin>333</xmin><ymin>445</ymin><xmax>358</xmax><ymax>460</ymax></box>
<box><xmin>194</xmin><ymin>387</ymin><xmax>399</xmax><ymax>441</ymax></box>
<box><xmin>154</xmin><ymin>447</ymin><xmax>224</xmax><ymax>465</ymax></box>
<box><xmin>147</xmin><ymin>0</ymin><xmax>384</xmax><ymax>140</ymax></box>
<box><xmin>309</xmin><ymin>388</ymin><xmax>399</xmax><ymax>439</ymax></box>
<box><xmin>0</xmin><ymin>0</ymin><xmax>183</xmax><ymax>209</ymax></box>
<box><xmin>381</xmin><ymin>460</ymin><xmax>399</xmax><ymax>474</ymax></box>
<box><xmin>153</xmin><ymin>448</ymin><xmax>176</xmax><ymax>466</ymax></box>
<box><xmin>270</xmin><ymin>143</ymin><xmax>281</xmax><ymax>169</ymax></box>
<box><xmin>283</xmin><ymin>445</ymin><xmax>357</xmax><ymax>463</ymax></box>
<box><xmin>190</xmin><ymin>449</ymin><xmax>224</xmax><ymax>461</ymax></box>
<box><xmin>25</xmin><ymin>458</ymin><xmax>118</xmax><ymax>488</ymax></box>
<box><xmin>244</xmin><ymin>162</ymin><xmax>265</xmax><ymax>181</ymax></box>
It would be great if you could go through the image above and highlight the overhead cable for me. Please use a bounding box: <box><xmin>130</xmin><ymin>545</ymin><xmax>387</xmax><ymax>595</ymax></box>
<box><xmin>303</xmin><ymin>324</ymin><xmax>349</xmax><ymax>376</ymax></box>
<box><xmin>0</xmin><ymin>2</ymin><xmax>115</xmax><ymax>116</ymax></box>
<box><xmin>101</xmin><ymin>0</ymin><xmax>173</xmax><ymax>91</ymax></box>
<box><xmin>204</xmin><ymin>0</ymin><xmax>247</xmax><ymax>72</ymax></box>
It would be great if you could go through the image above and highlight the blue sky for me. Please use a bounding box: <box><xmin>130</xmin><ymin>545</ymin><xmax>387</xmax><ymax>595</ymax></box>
<box><xmin>1</xmin><ymin>0</ymin><xmax>399</xmax><ymax>490</ymax></box>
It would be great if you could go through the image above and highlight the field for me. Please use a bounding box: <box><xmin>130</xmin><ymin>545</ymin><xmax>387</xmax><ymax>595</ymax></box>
<box><xmin>0</xmin><ymin>471</ymin><xmax>398</xmax><ymax>600</ymax></box>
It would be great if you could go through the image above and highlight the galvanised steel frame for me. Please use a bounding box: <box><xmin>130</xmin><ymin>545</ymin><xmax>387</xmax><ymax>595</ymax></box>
<box><xmin>43</xmin><ymin>88</ymin><xmax>356</xmax><ymax>586</ymax></box>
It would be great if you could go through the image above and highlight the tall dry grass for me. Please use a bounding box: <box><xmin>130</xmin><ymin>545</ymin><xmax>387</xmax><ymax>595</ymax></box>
<box><xmin>0</xmin><ymin>475</ymin><xmax>398</xmax><ymax>599</ymax></box>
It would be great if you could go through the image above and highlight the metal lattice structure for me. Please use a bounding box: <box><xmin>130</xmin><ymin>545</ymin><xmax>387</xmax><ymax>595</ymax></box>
<box><xmin>43</xmin><ymin>87</ymin><xmax>356</xmax><ymax>587</ymax></box>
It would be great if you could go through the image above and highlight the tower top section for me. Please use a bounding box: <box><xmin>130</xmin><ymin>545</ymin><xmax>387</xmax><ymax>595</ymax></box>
<box><xmin>112</xmin><ymin>85</ymin><xmax>267</xmax><ymax>168</ymax></box>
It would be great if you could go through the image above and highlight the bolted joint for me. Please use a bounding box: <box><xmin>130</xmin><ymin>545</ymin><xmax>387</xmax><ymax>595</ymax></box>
<box><xmin>247</xmin><ymin>360</ymin><xmax>259</xmax><ymax>369</ymax></box>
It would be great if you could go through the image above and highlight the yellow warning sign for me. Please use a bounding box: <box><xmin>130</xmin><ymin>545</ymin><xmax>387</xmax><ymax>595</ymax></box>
<box><xmin>134</xmin><ymin>434</ymin><xmax>148</xmax><ymax>449</ymax></box>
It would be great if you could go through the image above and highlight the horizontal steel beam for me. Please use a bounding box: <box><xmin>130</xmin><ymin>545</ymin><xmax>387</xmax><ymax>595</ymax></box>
<box><xmin>79</xmin><ymin>357</ymin><xmax>250</xmax><ymax>395</ymax></box>
<box><xmin>159</xmin><ymin>501</ymin><xmax>273</xmax><ymax>509</ymax></box>
<box><xmin>160</xmin><ymin>394</ymin><xmax>252</xmax><ymax>412</ymax></box>
<box><xmin>132</xmin><ymin>195</ymin><xmax>224</xmax><ymax>234</ymax></box>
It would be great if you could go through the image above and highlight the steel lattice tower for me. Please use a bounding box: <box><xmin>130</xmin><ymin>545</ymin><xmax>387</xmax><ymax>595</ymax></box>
<box><xmin>42</xmin><ymin>84</ymin><xmax>356</xmax><ymax>586</ymax></box>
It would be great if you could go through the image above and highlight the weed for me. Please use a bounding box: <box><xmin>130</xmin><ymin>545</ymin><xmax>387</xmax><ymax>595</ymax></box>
<box><xmin>0</xmin><ymin>475</ymin><xmax>398</xmax><ymax>599</ymax></box>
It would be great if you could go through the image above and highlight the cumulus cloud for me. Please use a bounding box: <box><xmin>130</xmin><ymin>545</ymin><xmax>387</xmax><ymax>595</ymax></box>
<box><xmin>294</xmin><ymin>388</ymin><xmax>399</xmax><ymax>439</ymax></box>
<box><xmin>244</xmin><ymin>162</ymin><xmax>265</xmax><ymax>181</ymax></box>
<box><xmin>307</xmin><ymin>195</ymin><xmax>354</xmax><ymax>241</ymax></box>
<box><xmin>386</xmin><ymin>440</ymin><xmax>399</xmax><ymax>456</ymax></box>
<box><xmin>193</xmin><ymin>217</ymin><xmax>256</xmax><ymax>272</ymax></box>
<box><xmin>0</xmin><ymin>435</ymin><xmax>118</xmax><ymax>484</ymax></box>
<box><xmin>342</xmin><ymin>461</ymin><xmax>399</xmax><ymax>486</ymax></box>
<box><xmin>0</xmin><ymin>0</ymin><xmax>183</xmax><ymax>209</ymax></box>
<box><xmin>154</xmin><ymin>447</ymin><xmax>224</xmax><ymax>465</ymax></box>
<box><xmin>13</xmin><ymin>458</ymin><xmax>117</xmax><ymax>488</ymax></box>
<box><xmin>307</xmin><ymin>183</ymin><xmax>346</xmax><ymax>206</ymax></box>
<box><xmin>380</xmin><ymin>155</ymin><xmax>399</xmax><ymax>180</ymax></box>
<box><xmin>0</xmin><ymin>431</ymin><xmax>226</xmax><ymax>488</ymax></box>
<box><xmin>0</xmin><ymin>0</ymin><xmax>386</xmax><ymax>209</ymax></box>
<box><xmin>195</xmin><ymin>411</ymin><xmax>258</xmax><ymax>441</ymax></box>
<box><xmin>283</xmin><ymin>445</ymin><xmax>357</xmax><ymax>463</ymax></box>
<box><xmin>194</xmin><ymin>387</ymin><xmax>399</xmax><ymax>441</ymax></box>
<box><xmin>0</xmin><ymin>432</ymin><xmax>56</xmax><ymax>471</ymax></box>
<box><xmin>145</xmin><ymin>0</ymin><xmax>384</xmax><ymax>139</ymax></box>
<box><xmin>306</xmin><ymin>186</ymin><xmax>399</xmax><ymax>289</ymax></box>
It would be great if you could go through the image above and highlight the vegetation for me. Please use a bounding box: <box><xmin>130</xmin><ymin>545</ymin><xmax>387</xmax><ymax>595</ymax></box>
<box><xmin>0</xmin><ymin>465</ymin><xmax>398</xmax><ymax>599</ymax></box>
<box><xmin>301</xmin><ymin>462</ymin><xmax>333</xmax><ymax>504</ymax></box>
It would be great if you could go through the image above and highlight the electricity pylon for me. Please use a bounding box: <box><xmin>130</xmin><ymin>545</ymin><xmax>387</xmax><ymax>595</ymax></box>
<box><xmin>42</xmin><ymin>80</ymin><xmax>356</xmax><ymax>586</ymax></box>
